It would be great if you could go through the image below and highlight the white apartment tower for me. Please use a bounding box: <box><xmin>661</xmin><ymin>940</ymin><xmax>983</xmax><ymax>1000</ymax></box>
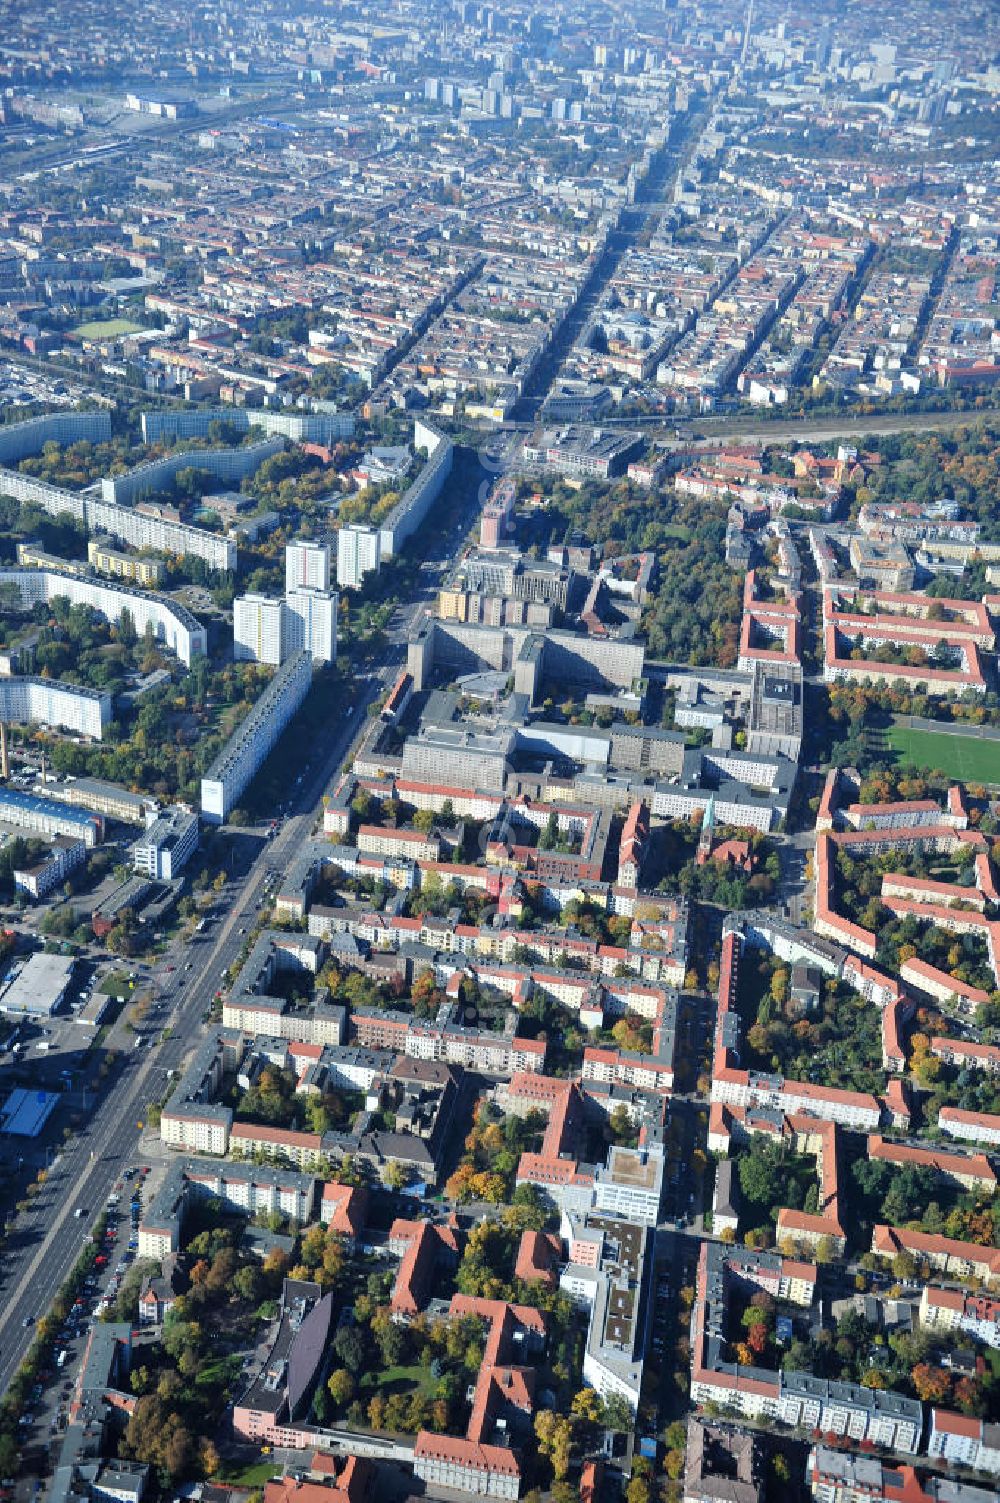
<box><xmin>286</xmin><ymin>586</ymin><xmax>338</xmax><ymax>665</ymax></box>
<box><xmin>233</xmin><ymin>593</ymin><xmax>287</xmax><ymax>666</ymax></box>
<box><xmin>285</xmin><ymin>540</ymin><xmax>331</xmax><ymax>594</ymax></box>
<box><xmin>336</xmin><ymin>525</ymin><xmax>381</xmax><ymax>590</ymax></box>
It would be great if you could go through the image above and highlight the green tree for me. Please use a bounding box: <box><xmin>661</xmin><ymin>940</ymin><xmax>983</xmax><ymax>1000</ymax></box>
<box><xmin>233</xmin><ymin>1264</ymin><xmax>262</xmax><ymax>1304</ymax></box>
<box><xmin>382</xmin><ymin>1161</ymin><xmax>408</xmax><ymax>1191</ymax></box>
<box><xmin>538</xmin><ymin>811</ymin><xmax>559</xmax><ymax>851</ymax></box>
<box><xmin>333</xmin><ymin>1324</ymin><xmax>367</xmax><ymax>1375</ymax></box>
<box><xmin>328</xmin><ymin>1368</ymin><xmax>355</xmax><ymax>1408</ymax></box>
<box><xmin>602</xmin><ymin>1392</ymin><xmax>634</xmax><ymax>1433</ymax></box>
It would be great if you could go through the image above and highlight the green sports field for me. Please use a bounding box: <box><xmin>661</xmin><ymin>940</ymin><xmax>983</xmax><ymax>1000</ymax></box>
<box><xmin>887</xmin><ymin>724</ymin><xmax>1000</xmax><ymax>784</ymax></box>
<box><xmin>73</xmin><ymin>317</ymin><xmax>145</xmax><ymax>340</ymax></box>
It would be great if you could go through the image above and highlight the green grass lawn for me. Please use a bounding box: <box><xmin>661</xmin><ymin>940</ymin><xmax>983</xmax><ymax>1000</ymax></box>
<box><xmin>886</xmin><ymin>724</ymin><xmax>1000</xmax><ymax>784</ymax></box>
<box><xmin>99</xmin><ymin>972</ymin><xmax>133</xmax><ymax>996</ymax></box>
<box><xmin>73</xmin><ymin>317</ymin><xmax>145</xmax><ymax>340</ymax></box>
<box><xmin>360</xmin><ymin>1363</ymin><xmax>437</xmax><ymax>1396</ymax></box>
<box><xmin>220</xmin><ymin>1460</ymin><xmax>281</xmax><ymax>1486</ymax></box>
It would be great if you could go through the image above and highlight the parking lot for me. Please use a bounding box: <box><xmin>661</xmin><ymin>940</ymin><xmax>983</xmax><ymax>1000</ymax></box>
<box><xmin>16</xmin><ymin>1168</ymin><xmax>151</xmax><ymax>1459</ymax></box>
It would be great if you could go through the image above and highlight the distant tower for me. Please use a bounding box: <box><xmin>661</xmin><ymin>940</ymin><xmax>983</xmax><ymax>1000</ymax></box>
<box><xmin>741</xmin><ymin>0</ymin><xmax>753</xmax><ymax>66</ymax></box>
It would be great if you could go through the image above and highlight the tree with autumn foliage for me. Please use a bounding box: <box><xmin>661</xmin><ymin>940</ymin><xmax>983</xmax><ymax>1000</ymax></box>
<box><xmin>570</xmin><ymin>1388</ymin><xmax>605</xmax><ymax>1427</ymax></box>
<box><xmin>747</xmin><ymin>1321</ymin><xmax>768</xmax><ymax>1356</ymax></box>
<box><xmin>445</xmin><ymin>1096</ymin><xmax>547</xmax><ymax>1201</ymax></box>
<box><xmin>411</xmin><ymin>966</ymin><xmax>443</xmax><ymax>1019</ymax></box>
<box><xmin>534</xmin><ymin>1411</ymin><xmax>573</xmax><ymax>1481</ymax></box>
<box><xmin>953</xmin><ymin>1376</ymin><xmax>985</xmax><ymax>1416</ymax></box>
<box><xmin>294</xmin><ymin>1224</ymin><xmax>346</xmax><ymax>1289</ymax></box>
<box><xmin>444</xmin><ymin>1163</ymin><xmax>507</xmax><ymax>1203</ymax></box>
<box><xmin>911</xmin><ymin>1364</ymin><xmax>952</xmax><ymax>1403</ymax></box>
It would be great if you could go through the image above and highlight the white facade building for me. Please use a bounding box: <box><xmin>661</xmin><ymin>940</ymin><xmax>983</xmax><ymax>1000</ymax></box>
<box><xmin>558</xmin><ymin>1211</ymin><xmax>650</xmax><ymax>1413</ymax></box>
<box><xmin>927</xmin><ymin>1411</ymin><xmax>1000</xmax><ymax>1477</ymax></box>
<box><xmin>938</xmin><ymin>1107</ymin><xmax>1000</xmax><ymax>1148</ymax></box>
<box><xmin>0</xmin><ymin>470</ymin><xmax>236</xmax><ymax>571</ymax></box>
<box><xmin>591</xmin><ymin>1147</ymin><xmax>663</xmax><ymax>1226</ymax></box>
<box><xmin>0</xmin><ymin>676</ymin><xmax>112</xmax><ymax>740</ymax></box>
<box><xmin>0</xmin><ymin>407</ymin><xmax>234</xmax><ymax>570</ymax></box>
<box><xmin>235</xmin><ymin>584</ymin><xmax>337</xmax><ymax>667</ymax></box>
<box><xmin>378</xmin><ymin>419</ymin><xmax>453</xmax><ymax>558</ymax></box>
<box><xmin>285</xmin><ymin>586</ymin><xmax>338</xmax><ymax>665</ymax></box>
<box><xmin>0</xmin><ymin>409</ymin><xmax>111</xmax><ymax>465</ymax></box>
<box><xmin>99</xmin><ymin>438</ymin><xmax>283</xmax><ymax>509</ymax></box>
<box><xmin>337</xmin><ymin>525</ymin><xmax>381</xmax><ymax>590</ymax></box>
<box><xmin>778</xmin><ymin>1372</ymin><xmax>922</xmax><ymax>1452</ymax></box>
<box><xmin>140</xmin><ymin>407</ymin><xmax>355</xmax><ymax>446</ymax></box>
<box><xmin>413</xmin><ymin>1444</ymin><xmax>519</xmax><ymax>1502</ymax></box>
<box><xmin>234</xmin><ymin>593</ymin><xmax>287</xmax><ymax>666</ymax></box>
<box><xmin>132</xmin><ymin>805</ymin><xmax>199</xmax><ymax>881</ymax></box>
<box><xmin>13</xmin><ymin>837</ymin><xmax>87</xmax><ymax>899</ymax></box>
<box><xmin>285</xmin><ymin>540</ymin><xmax>331</xmax><ymax>594</ymax></box>
<box><xmin>0</xmin><ymin>568</ymin><xmax>207</xmax><ymax>667</ymax></box>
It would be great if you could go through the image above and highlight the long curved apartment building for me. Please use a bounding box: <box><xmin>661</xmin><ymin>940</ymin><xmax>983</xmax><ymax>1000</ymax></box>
<box><xmin>0</xmin><ymin>568</ymin><xmax>207</xmax><ymax>667</ymax></box>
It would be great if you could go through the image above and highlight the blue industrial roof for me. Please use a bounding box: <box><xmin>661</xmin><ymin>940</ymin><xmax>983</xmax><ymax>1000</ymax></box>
<box><xmin>0</xmin><ymin>786</ymin><xmax>101</xmax><ymax>827</ymax></box>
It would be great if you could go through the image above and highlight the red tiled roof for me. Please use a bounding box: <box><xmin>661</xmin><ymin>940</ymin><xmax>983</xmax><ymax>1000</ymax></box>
<box><xmin>321</xmin><ymin>1183</ymin><xmax>367</xmax><ymax>1238</ymax></box>
<box><xmin>264</xmin><ymin>1458</ymin><xmax>371</xmax><ymax>1503</ymax></box>
<box><xmin>867</xmin><ymin>1134</ymin><xmax>995</xmax><ymax>1187</ymax></box>
<box><xmin>413</xmin><ymin>1433</ymin><xmax>521</xmax><ymax>1475</ymax></box>
<box><xmin>939</xmin><ymin>1105</ymin><xmax>1000</xmax><ymax>1134</ymax></box>
<box><xmin>900</xmin><ymin>957</ymin><xmax>991</xmax><ymax>1005</ymax></box>
<box><xmin>230</xmin><ymin>1122</ymin><xmax>321</xmax><ymax>1150</ymax></box>
<box><xmin>580</xmin><ymin>1460</ymin><xmax>604</xmax><ymax>1503</ymax></box>
<box><xmin>514</xmin><ymin>1229</ymin><xmax>561</xmax><ymax>1288</ymax></box>
<box><xmin>931</xmin><ymin>1035</ymin><xmax>1000</xmax><ymax>1068</ymax></box>
<box><xmin>873</xmin><ymin>1224</ymin><xmax>1000</xmax><ymax>1276</ymax></box>
<box><xmin>931</xmin><ymin>1407</ymin><xmax>982</xmax><ymax>1438</ymax></box>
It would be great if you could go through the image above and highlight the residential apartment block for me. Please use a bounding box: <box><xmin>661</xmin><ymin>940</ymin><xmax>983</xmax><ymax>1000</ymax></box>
<box><xmin>201</xmin><ymin>651</ymin><xmax>312</xmax><ymax>823</ymax></box>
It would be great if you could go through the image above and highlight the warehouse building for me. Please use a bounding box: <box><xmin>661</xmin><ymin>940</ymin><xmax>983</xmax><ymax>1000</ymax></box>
<box><xmin>0</xmin><ymin>951</ymin><xmax>76</xmax><ymax>1017</ymax></box>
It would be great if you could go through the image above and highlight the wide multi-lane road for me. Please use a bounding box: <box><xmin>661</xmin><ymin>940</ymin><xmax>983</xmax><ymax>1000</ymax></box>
<box><xmin>0</xmin><ymin>437</ymin><xmax>484</xmax><ymax>1402</ymax></box>
<box><xmin>0</xmin><ymin>675</ymin><xmax>377</xmax><ymax>1399</ymax></box>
